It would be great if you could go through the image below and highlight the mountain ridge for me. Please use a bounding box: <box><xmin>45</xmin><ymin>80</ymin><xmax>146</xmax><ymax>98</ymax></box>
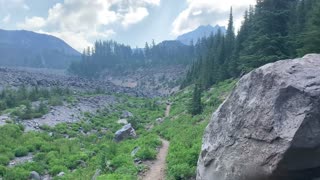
<box><xmin>0</xmin><ymin>29</ymin><xmax>80</xmax><ymax>69</ymax></box>
<box><xmin>177</xmin><ymin>25</ymin><xmax>226</xmax><ymax>45</ymax></box>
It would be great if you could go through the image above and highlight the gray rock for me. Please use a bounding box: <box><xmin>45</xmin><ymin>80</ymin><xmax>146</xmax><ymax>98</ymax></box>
<box><xmin>114</xmin><ymin>123</ymin><xmax>137</xmax><ymax>142</ymax></box>
<box><xmin>121</xmin><ymin>111</ymin><xmax>133</xmax><ymax>118</ymax></box>
<box><xmin>197</xmin><ymin>54</ymin><xmax>320</xmax><ymax>180</ymax></box>
<box><xmin>57</xmin><ymin>172</ymin><xmax>65</xmax><ymax>177</ymax></box>
<box><xmin>77</xmin><ymin>160</ymin><xmax>87</xmax><ymax>167</ymax></box>
<box><xmin>131</xmin><ymin>146</ymin><xmax>140</xmax><ymax>157</ymax></box>
<box><xmin>29</xmin><ymin>171</ymin><xmax>41</xmax><ymax>180</ymax></box>
<box><xmin>117</xmin><ymin>119</ymin><xmax>128</xmax><ymax>125</ymax></box>
<box><xmin>91</xmin><ymin>169</ymin><xmax>101</xmax><ymax>180</ymax></box>
<box><xmin>156</xmin><ymin>118</ymin><xmax>164</xmax><ymax>124</ymax></box>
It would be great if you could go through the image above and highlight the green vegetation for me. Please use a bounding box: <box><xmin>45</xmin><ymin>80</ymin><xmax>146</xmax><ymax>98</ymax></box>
<box><xmin>0</xmin><ymin>78</ymin><xmax>236</xmax><ymax>180</ymax></box>
<box><xmin>69</xmin><ymin>40</ymin><xmax>194</xmax><ymax>78</ymax></box>
<box><xmin>154</xmin><ymin>80</ymin><xmax>236</xmax><ymax>179</ymax></box>
<box><xmin>183</xmin><ymin>0</ymin><xmax>320</xmax><ymax>89</ymax></box>
<box><xmin>0</xmin><ymin>86</ymin><xmax>70</xmax><ymax>120</ymax></box>
<box><xmin>0</xmin><ymin>93</ymin><xmax>164</xmax><ymax>180</ymax></box>
<box><xmin>188</xmin><ymin>83</ymin><xmax>203</xmax><ymax>116</ymax></box>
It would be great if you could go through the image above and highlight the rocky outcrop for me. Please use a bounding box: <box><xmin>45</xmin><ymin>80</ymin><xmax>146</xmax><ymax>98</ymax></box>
<box><xmin>114</xmin><ymin>123</ymin><xmax>137</xmax><ymax>142</ymax></box>
<box><xmin>197</xmin><ymin>54</ymin><xmax>320</xmax><ymax>180</ymax></box>
<box><xmin>29</xmin><ymin>171</ymin><xmax>41</xmax><ymax>180</ymax></box>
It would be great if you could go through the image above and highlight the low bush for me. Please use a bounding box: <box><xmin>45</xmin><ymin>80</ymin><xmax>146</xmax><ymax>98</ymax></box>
<box><xmin>0</xmin><ymin>156</ymin><xmax>9</xmax><ymax>166</ymax></box>
<box><xmin>135</xmin><ymin>147</ymin><xmax>157</xmax><ymax>160</ymax></box>
<box><xmin>49</xmin><ymin>165</ymin><xmax>68</xmax><ymax>175</ymax></box>
<box><xmin>14</xmin><ymin>147</ymin><xmax>29</xmax><ymax>157</ymax></box>
<box><xmin>0</xmin><ymin>165</ymin><xmax>6</xmax><ymax>176</ymax></box>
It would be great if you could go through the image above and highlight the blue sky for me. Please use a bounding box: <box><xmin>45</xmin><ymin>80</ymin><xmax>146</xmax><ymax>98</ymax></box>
<box><xmin>0</xmin><ymin>0</ymin><xmax>255</xmax><ymax>51</ymax></box>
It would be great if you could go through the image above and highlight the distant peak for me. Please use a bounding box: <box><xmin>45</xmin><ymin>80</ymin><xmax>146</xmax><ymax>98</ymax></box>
<box><xmin>177</xmin><ymin>24</ymin><xmax>226</xmax><ymax>45</ymax></box>
<box><xmin>198</xmin><ymin>24</ymin><xmax>213</xmax><ymax>29</ymax></box>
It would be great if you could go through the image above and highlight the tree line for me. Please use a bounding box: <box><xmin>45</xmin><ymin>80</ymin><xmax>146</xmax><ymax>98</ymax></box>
<box><xmin>183</xmin><ymin>0</ymin><xmax>320</xmax><ymax>90</ymax></box>
<box><xmin>68</xmin><ymin>40</ymin><xmax>195</xmax><ymax>77</ymax></box>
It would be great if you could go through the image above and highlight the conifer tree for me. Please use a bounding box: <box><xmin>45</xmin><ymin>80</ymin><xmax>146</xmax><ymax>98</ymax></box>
<box><xmin>189</xmin><ymin>83</ymin><xmax>202</xmax><ymax>116</ymax></box>
<box><xmin>298</xmin><ymin>0</ymin><xmax>320</xmax><ymax>55</ymax></box>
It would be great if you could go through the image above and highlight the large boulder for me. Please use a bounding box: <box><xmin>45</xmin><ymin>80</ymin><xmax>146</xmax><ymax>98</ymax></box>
<box><xmin>114</xmin><ymin>123</ymin><xmax>137</xmax><ymax>142</ymax></box>
<box><xmin>197</xmin><ymin>54</ymin><xmax>320</xmax><ymax>180</ymax></box>
<box><xmin>29</xmin><ymin>171</ymin><xmax>41</xmax><ymax>180</ymax></box>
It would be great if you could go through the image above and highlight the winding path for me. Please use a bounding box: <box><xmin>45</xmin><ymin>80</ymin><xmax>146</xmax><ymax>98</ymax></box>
<box><xmin>165</xmin><ymin>103</ymin><xmax>171</xmax><ymax>117</ymax></box>
<box><xmin>142</xmin><ymin>139</ymin><xmax>170</xmax><ymax>180</ymax></box>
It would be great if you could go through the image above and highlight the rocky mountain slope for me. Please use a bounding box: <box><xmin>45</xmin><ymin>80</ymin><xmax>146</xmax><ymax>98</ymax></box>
<box><xmin>197</xmin><ymin>54</ymin><xmax>320</xmax><ymax>180</ymax></box>
<box><xmin>100</xmin><ymin>65</ymin><xmax>185</xmax><ymax>96</ymax></box>
<box><xmin>0</xmin><ymin>65</ymin><xmax>185</xmax><ymax>97</ymax></box>
<box><xmin>177</xmin><ymin>25</ymin><xmax>226</xmax><ymax>45</ymax></box>
<box><xmin>0</xmin><ymin>29</ymin><xmax>80</xmax><ymax>69</ymax></box>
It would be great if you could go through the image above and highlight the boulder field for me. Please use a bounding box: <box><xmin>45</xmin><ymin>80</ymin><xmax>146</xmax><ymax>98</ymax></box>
<box><xmin>197</xmin><ymin>54</ymin><xmax>320</xmax><ymax>180</ymax></box>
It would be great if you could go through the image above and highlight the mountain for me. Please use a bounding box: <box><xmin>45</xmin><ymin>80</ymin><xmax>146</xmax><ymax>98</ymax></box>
<box><xmin>177</xmin><ymin>25</ymin><xmax>226</xmax><ymax>45</ymax></box>
<box><xmin>0</xmin><ymin>29</ymin><xmax>80</xmax><ymax>69</ymax></box>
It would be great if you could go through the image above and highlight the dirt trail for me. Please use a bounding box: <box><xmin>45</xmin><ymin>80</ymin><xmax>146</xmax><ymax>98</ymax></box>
<box><xmin>165</xmin><ymin>103</ymin><xmax>171</xmax><ymax>117</ymax></box>
<box><xmin>142</xmin><ymin>139</ymin><xmax>170</xmax><ymax>180</ymax></box>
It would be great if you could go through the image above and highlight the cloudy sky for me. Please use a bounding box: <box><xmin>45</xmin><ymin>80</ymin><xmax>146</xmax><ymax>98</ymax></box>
<box><xmin>0</xmin><ymin>0</ymin><xmax>255</xmax><ymax>51</ymax></box>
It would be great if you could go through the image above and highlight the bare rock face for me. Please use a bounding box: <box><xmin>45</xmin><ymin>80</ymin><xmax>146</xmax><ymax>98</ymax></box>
<box><xmin>197</xmin><ymin>54</ymin><xmax>320</xmax><ymax>180</ymax></box>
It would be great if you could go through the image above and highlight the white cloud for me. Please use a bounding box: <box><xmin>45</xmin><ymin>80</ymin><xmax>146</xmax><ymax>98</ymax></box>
<box><xmin>172</xmin><ymin>0</ymin><xmax>256</xmax><ymax>36</ymax></box>
<box><xmin>17</xmin><ymin>16</ymin><xmax>46</xmax><ymax>30</ymax></box>
<box><xmin>122</xmin><ymin>7</ymin><xmax>149</xmax><ymax>27</ymax></box>
<box><xmin>0</xmin><ymin>0</ymin><xmax>29</xmax><ymax>11</ymax></box>
<box><xmin>2</xmin><ymin>14</ymin><xmax>11</xmax><ymax>23</ymax></box>
<box><xmin>142</xmin><ymin>0</ymin><xmax>161</xmax><ymax>6</ymax></box>
<box><xmin>17</xmin><ymin>0</ymin><xmax>160</xmax><ymax>51</ymax></box>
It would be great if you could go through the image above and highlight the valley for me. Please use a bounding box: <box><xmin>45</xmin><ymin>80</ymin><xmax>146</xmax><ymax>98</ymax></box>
<box><xmin>0</xmin><ymin>63</ymin><xmax>235</xmax><ymax>179</ymax></box>
<box><xmin>2</xmin><ymin>55</ymin><xmax>320</xmax><ymax>180</ymax></box>
<box><xmin>0</xmin><ymin>0</ymin><xmax>320</xmax><ymax>179</ymax></box>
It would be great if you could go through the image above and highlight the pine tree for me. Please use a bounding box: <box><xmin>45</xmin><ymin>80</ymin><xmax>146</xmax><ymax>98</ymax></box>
<box><xmin>189</xmin><ymin>83</ymin><xmax>202</xmax><ymax>116</ymax></box>
<box><xmin>225</xmin><ymin>7</ymin><xmax>237</xmax><ymax>78</ymax></box>
<box><xmin>298</xmin><ymin>0</ymin><xmax>320</xmax><ymax>55</ymax></box>
<box><xmin>144</xmin><ymin>42</ymin><xmax>150</xmax><ymax>60</ymax></box>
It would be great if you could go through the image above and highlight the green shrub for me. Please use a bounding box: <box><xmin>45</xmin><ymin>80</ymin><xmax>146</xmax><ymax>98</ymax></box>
<box><xmin>0</xmin><ymin>165</ymin><xmax>6</xmax><ymax>176</ymax></box>
<box><xmin>0</xmin><ymin>156</ymin><xmax>10</xmax><ymax>166</ymax></box>
<box><xmin>168</xmin><ymin>163</ymin><xmax>195</xmax><ymax>180</ymax></box>
<box><xmin>110</xmin><ymin>155</ymin><xmax>133</xmax><ymax>169</ymax></box>
<box><xmin>33</xmin><ymin>153</ymin><xmax>46</xmax><ymax>162</ymax></box>
<box><xmin>14</xmin><ymin>147</ymin><xmax>29</xmax><ymax>157</ymax></box>
<box><xmin>97</xmin><ymin>174</ymin><xmax>134</xmax><ymax>180</ymax></box>
<box><xmin>4</xmin><ymin>152</ymin><xmax>15</xmax><ymax>160</ymax></box>
<box><xmin>135</xmin><ymin>147</ymin><xmax>156</xmax><ymax>160</ymax></box>
<box><xmin>19</xmin><ymin>162</ymin><xmax>46</xmax><ymax>174</ymax></box>
<box><xmin>49</xmin><ymin>165</ymin><xmax>68</xmax><ymax>175</ymax></box>
<box><xmin>39</xmin><ymin>125</ymin><xmax>51</xmax><ymax>131</ymax></box>
<box><xmin>114</xmin><ymin>166</ymin><xmax>137</xmax><ymax>176</ymax></box>
<box><xmin>48</xmin><ymin>96</ymin><xmax>63</xmax><ymax>106</ymax></box>
<box><xmin>3</xmin><ymin>167</ymin><xmax>29</xmax><ymax>180</ymax></box>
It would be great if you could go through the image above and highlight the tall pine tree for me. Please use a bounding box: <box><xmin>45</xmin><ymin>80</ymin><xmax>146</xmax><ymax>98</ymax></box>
<box><xmin>189</xmin><ymin>83</ymin><xmax>202</xmax><ymax>116</ymax></box>
<box><xmin>298</xmin><ymin>0</ymin><xmax>320</xmax><ymax>55</ymax></box>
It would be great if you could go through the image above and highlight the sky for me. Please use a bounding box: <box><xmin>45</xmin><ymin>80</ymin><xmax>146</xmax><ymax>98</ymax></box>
<box><xmin>0</xmin><ymin>0</ymin><xmax>256</xmax><ymax>51</ymax></box>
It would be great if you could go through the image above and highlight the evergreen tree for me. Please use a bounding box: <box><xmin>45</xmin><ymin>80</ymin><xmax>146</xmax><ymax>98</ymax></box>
<box><xmin>189</xmin><ymin>83</ymin><xmax>202</xmax><ymax>116</ymax></box>
<box><xmin>225</xmin><ymin>7</ymin><xmax>236</xmax><ymax>78</ymax></box>
<box><xmin>144</xmin><ymin>42</ymin><xmax>150</xmax><ymax>60</ymax></box>
<box><xmin>298</xmin><ymin>0</ymin><xmax>320</xmax><ymax>55</ymax></box>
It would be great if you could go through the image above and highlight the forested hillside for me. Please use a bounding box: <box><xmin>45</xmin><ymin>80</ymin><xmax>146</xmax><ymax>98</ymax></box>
<box><xmin>68</xmin><ymin>40</ymin><xmax>195</xmax><ymax>78</ymax></box>
<box><xmin>183</xmin><ymin>0</ymin><xmax>320</xmax><ymax>89</ymax></box>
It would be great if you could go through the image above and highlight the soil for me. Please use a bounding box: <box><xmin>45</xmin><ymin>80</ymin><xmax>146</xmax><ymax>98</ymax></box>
<box><xmin>141</xmin><ymin>139</ymin><xmax>170</xmax><ymax>180</ymax></box>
